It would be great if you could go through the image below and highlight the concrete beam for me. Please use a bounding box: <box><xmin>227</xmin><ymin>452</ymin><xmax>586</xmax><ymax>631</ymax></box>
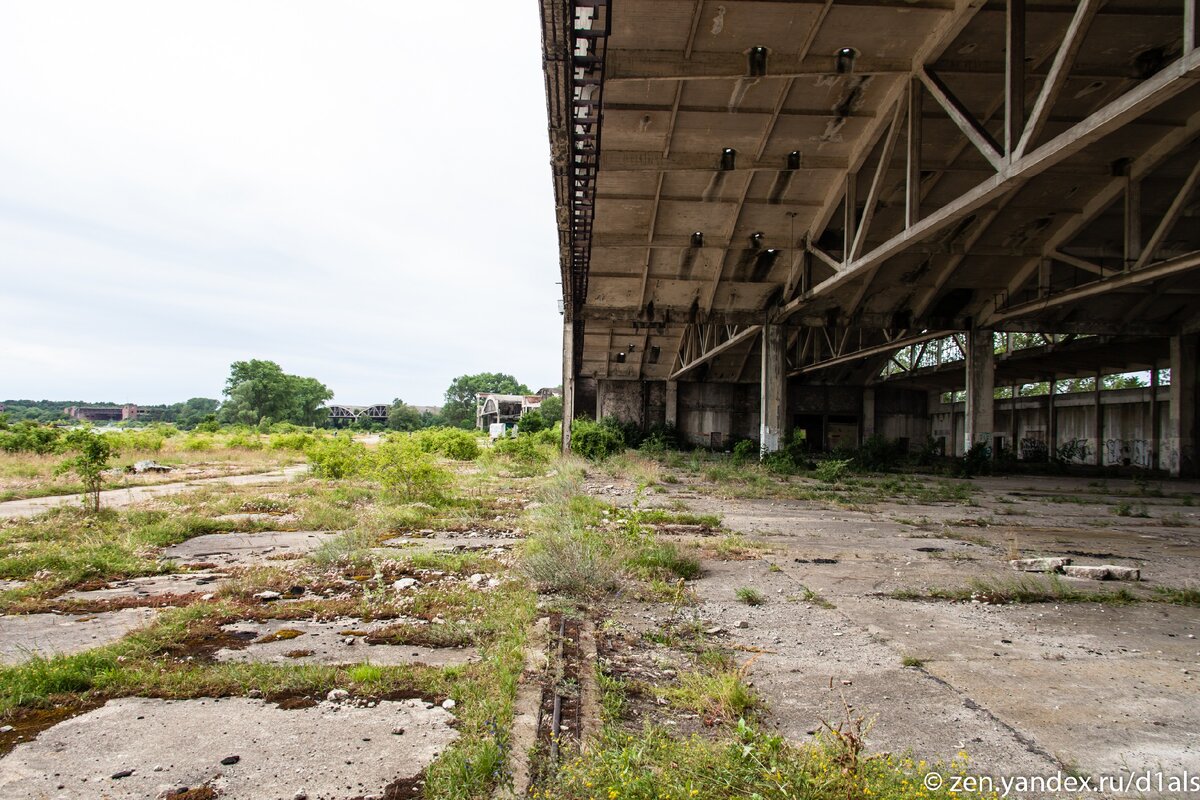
<box><xmin>778</xmin><ymin>47</ymin><xmax>1200</xmax><ymax>320</ymax></box>
<box><xmin>606</xmin><ymin>50</ymin><xmax>910</xmax><ymax>82</ymax></box>
<box><xmin>599</xmin><ymin>150</ymin><xmax>847</xmax><ymax>173</ymax></box>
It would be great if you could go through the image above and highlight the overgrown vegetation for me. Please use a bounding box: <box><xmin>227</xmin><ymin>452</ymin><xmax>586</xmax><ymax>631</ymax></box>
<box><xmin>55</xmin><ymin>429</ymin><xmax>117</xmax><ymax>513</ymax></box>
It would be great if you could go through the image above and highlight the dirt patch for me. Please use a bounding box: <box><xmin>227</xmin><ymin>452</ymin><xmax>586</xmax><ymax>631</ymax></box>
<box><xmin>216</xmin><ymin>618</ymin><xmax>479</xmax><ymax>667</ymax></box>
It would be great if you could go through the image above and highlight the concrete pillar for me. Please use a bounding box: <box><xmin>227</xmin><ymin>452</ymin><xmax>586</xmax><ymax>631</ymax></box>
<box><xmin>561</xmin><ymin>319</ymin><xmax>576</xmax><ymax>455</ymax></box>
<box><xmin>964</xmin><ymin>328</ymin><xmax>995</xmax><ymax>455</ymax></box>
<box><xmin>665</xmin><ymin>380</ymin><xmax>678</xmax><ymax>429</ymax></box>
<box><xmin>1047</xmin><ymin>378</ymin><xmax>1057</xmax><ymax>461</ymax></box>
<box><xmin>759</xmin><ymin>324</ymin><xmax>787</xmax><ymax>454</ymax></box>
<box><xmin>1094</xmin><ymin>372</ymin><xmax>1104</xmax><ymax>466</ymax></box>
<box><xmin>595</xmin><ymin>379</ymin><xmax>607</xmax><ymax>421</ymax></box>
<box><xmin>1010</xmin><ymin>384</ymin><xmax>1019</xmax><ymax>453</ymax></box>
<box><xmin>1168</xmin><ymin>335</ymin><xmax>1198</xmax><ymax>477</ymax></box>
<box><xmin>1150</xmin><ymin>366</ymin><xmax>1160</xmax><ymax>471</ymax></box>
<box><xmin>861</xmin><ymin>388</ymin><xmax>876</xmax><ymax>442</ymax></box>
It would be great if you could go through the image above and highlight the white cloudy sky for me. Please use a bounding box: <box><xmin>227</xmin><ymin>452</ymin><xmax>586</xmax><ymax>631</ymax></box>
<box><xmin>0</xmin><ymin>2</ymin><xmax>562</xmax><ymax>406</ymax></box>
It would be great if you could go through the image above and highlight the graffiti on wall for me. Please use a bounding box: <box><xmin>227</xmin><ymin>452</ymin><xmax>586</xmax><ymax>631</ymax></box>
<box><xmin>1103</xmin><ymin>438</ymin><xmax>1153</xmax><ymax>468</ymax></box>
<box><xmin>1058</xmin><ymin>439</ymin><xmax>1091</xmax><ymax>464</ymax></box>
<box><xmin>1020</xmin><ymin>437</ymin><xmax>1048</xmax><ymax>461</ymax></box>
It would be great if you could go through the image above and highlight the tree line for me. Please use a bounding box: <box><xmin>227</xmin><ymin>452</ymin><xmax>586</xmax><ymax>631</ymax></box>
<box><xmin>3</xmin><ymin>361</ymin><xmax>560</xmax><ymax>432</ymax></box>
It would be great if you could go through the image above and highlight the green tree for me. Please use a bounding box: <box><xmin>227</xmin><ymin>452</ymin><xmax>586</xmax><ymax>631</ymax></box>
<box><xmin>518</xmin><ymin>410</ymin><xmax>546</xmax><ymax>435</ymax></box>
<box><xmin>386</xmin><ymin>399</ymin><xmax>422</xmax><ymax>431</ymax></box>
<box><xmin>538</xmin><ymin>395</ymin><xmax>563</xmax><ymax>424</ymax></box>
<box><xmin>56</xmin><ymin>430</ymin><xmax>117</xmax><ymax>513</ymax></box>
<box><xmin>165</xmin><ymin>397</ymin><xmax>220</xmax><ymax>429</ymax></box>
<box><xmin>442</xmin><ymin>373</ymin><xmax>529</xmax><ymax>429</ymax></box>
<box><xmin>219</xmin><ymin>360</ymin><xmax>332</xmax><ymax>426</ymax></box>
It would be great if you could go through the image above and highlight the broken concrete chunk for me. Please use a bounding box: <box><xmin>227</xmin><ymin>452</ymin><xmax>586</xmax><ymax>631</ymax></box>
<box><xmin>1009</xmin><ymin>557</ymin><xmax>1071</xmax><ymax>573</ymax></box>
<box><xmin>253</xmin><ymin>590</ymin><xmax>282</xmax><ymax>601</ymax></box>
<box><xmin>130</xmin><ymin>460</ymin><xmax>173</xmax><ymax>474</ymax></box>
<box><xmin>393</xmin><ymin>578</ymin><xmax>420</xmax><ymax>591</ymax></box>
<box><xmin>1063</xmin><ymin>564</ymin><xmax>1141</xmax><ymax>581</ymax></box>
<box><xmin>326</xmin><ymin>689</ymin><xmax>350</xmax><ymax>702</ymax></box>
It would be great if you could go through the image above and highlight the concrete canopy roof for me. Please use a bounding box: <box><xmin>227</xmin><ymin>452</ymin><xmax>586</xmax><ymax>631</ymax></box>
<box><xmin>542</xmin><ymin>0</ymin><xmax>1200</xmax><ymax>386</ymax></box>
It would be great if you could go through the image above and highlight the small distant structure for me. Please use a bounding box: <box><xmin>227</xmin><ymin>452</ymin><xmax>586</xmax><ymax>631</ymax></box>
<box><xmin>326</xmin><ymin>403</ymin><xmax>443</xmax><ymax>428</ymax></box>
<box><xmin>476</xmin><ymin>389</ymin><xmax>561</xmax><ymax>431</ymax></box>
<box><xmin>66</xmin><ymin>404</ymin><xmax>141</xmax><ymax>422</ymax></box>
<box><xmin>326</xmin><ymin>404</ymin><xmax>390</xmax><ymax>427</ymax></box>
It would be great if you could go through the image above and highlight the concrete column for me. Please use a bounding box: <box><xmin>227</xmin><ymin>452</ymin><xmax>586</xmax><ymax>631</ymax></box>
<box><xmin>561</xmin><ymin>319</ymin><xmax>576</xmax><ymax>455</ymax></box>
<box><xmin>964</xmin><ymin>328</ymin><xmax>995</xmax><ymax>455</ymax></box>
<box><xmin>861</xmin><ymin>388</ymin><xmax>876</xmax><ymax>442</ymax></box>
<box><xmin>665</xmin><ymin>380</ymin><xmax>678</xmax><ymax>429</ymax></box>
<box><xmin>1010</xmin><ymin>384</ymin><xmax>1019</xmax><ymax>453</ymax></box>
<box><xmin>759</xmin><ymin>324</ymin><xmax>787</xmax><ymax>453</ymax></box>
<box><xmin>595</xmin><ymin>379</ymin><xmax>607</xmax><ymax>421</ymax></box>
<box><xmin>1147</xmin><ymin>367</ymin><xmax>1156</xmax><ymax>472</ymax></box>
<box><xmin>1094</xmin><ymin>372</ymin><xmax>1104</xmax><ymax>466</ymax></box>
<box><xmin>1168</xmin><ymin>335</ymin><xmax>1198</xmax><ymax>477</ymax></box>
<box><xmin>1047</xmin><ymin>378</ymin><xmax>1057</xmax><ymax>461</ymax></box>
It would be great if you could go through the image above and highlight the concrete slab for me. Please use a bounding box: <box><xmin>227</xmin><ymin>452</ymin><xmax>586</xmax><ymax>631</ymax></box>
<box><xmin>0</xmin><ymin>465</ymin><xmax>309</xmax><ymax>520</ymax></box>
<box><xmin>0</xmin><ymin>696</ymin><xmax>457</xmax><ymax>799</ymax></box>
<box><xmin>61</xmin><ymin>573</ymin><xmax>226</xmax><ymax>602</ymax></box>
<box><xmin>651</xmin><ymin>476</ymin><xmax>1200</xmax><ymax>783</ymax></box>
<box><xmin>693</xmin><ymin>559</ymin><xmax>1058</xmax><ymax>777</ymax></box>
<box><xmin>161</xmin><ymin>530</ymin><xmax>339</xmax><ymax>567</ymax></box>
<box><xmin>0</xmin><ymin>609</ymin><xmax>158</xmax><ymax>665</ymax></box>
<box><xmin>215</xmin><ymin>618</ymin><xmax>479</xmax><ymax>667</ymax></box>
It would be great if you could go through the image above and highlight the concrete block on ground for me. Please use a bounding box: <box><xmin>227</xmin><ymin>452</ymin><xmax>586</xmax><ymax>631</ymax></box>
<box><xmin>1063</xmin><ymin>565</ymin><xmax>1141</xmax><ymax>581</ymax></box>
<box><xmin>1010</xmin><ymin>557</ymin><xmax>1071</xmax><ymax>573</ymax></box>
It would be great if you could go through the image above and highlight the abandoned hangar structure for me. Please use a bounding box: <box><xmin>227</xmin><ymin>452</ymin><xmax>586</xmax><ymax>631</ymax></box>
<box><xmin>541</xmin><ymin>0</ymin><xmax>1200</xmax><ymax>476</ymax></box>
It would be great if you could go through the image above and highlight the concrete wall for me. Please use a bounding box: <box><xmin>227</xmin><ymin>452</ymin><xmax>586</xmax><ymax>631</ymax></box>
<box><xmin>875</xmin><ymin>387</ymin><xmax>930</xmax><ymax>447</ymax></box>
<box><xmin>677</xmin><ymin>382</ymin><xmax>759</xmax><ymax>448</ymax></box>
<box><xmin>930</xmin><ymin>387</ymin><xmax>1170</xmax><ymax>467</ymax></box>
<box><xmin>588</xmin><ymin>378</ymin><xmax>1173</xmax><ymax>468</ymax></box>
<box><xmin>595</xmin><ymin>379</ymin><xmax>666</xmax><ymax>429</ymax></box>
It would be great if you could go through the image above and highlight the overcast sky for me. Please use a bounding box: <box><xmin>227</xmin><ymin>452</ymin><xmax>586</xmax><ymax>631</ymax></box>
<box><xmin>0</xmin><ymin>2</ymin><xmax>562</xmax><ymax>406</ymax></box>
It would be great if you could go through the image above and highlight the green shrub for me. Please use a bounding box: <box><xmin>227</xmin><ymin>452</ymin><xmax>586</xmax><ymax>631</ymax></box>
<box><xmin>855</xmin><ymin>434</ymin><xmax>905</xmax><ymax>471</ymax></box>
<box><xmin>952</xmin><ymin>442</ymin><xmax>992</xmax><ymax>477</ymax></box>
<box><xmin>625</xmin><ymin>541</ymin><xmax>701</xmax><ymax>581</ymax></box>
<box><xmin>269</xmin><ymin>431</ymin><xmax>316</xmax><ymax>451</ymax></box>
<box><xmin>813</xmin><ymin>458</ymin><xmax>852</xmax><ymax>483</ymax></box>
<box><xmin>600</xmin><ymin>415</ymin><xmax>643</xmax><ymax>448</ymax></box>
<box><xmin>372</xmin><ymin>438</ymin><xmax>452</xmax><ymax>502</ymax></box>
<box><xmin>491</xmin><ymin>434</ymin><xmax>552</xmax><ymax>474</ymax></box>
<box><xmin>532</xmin><ymin>422</ymin><xmax>562</xmax><ymax>447</ymax></box>
<box><xmin>0</xmin><ymin>422</ymin><xmax>64</xmax><ymax>454</ymax></box>
<box><xmin>305</xmin><ymin>435</ymin><xmax>368</xmax><ymax>479</ymax></box>
<box><xmin>226</xmin><ymin>432</ymin><xmax>265</xmax><ymax>450</ymax></box>
<box><xmin>638</xmin><ymin>424</ymin><xmax>680</xmax><ymax>455</ymax></box>
<box><xmin>571</xmin><ymin>419</ymin><xmax>625</xmax><ymax>461</ymax></box>
<box><xmin>521</xmin><ymin>528</ymin><xmax>620</xmax><ymax>597</ymax></box>
<box><xmin>180</xmin><ymin>434</ymin><xmax>214</xmax><ymax>452</ymax></box>
<box><xmin>56</xmin><ymin>430</ymin><xmax>117</xmax><ymax>513</ymax></box>
<box><xmin>113</xmin><ymin>429</ymin><xmax>165</xmax><ymax>453</ymax></box>
<box><xmin>412</xmin><ymin>427</ymin><xmax>481</xmax><ymax>461</ymax></box>
<box><xmin>517</xmin><ymin>410</ymin><xmax>545</xmax><ymax>435</ymax></box>
<box><xmin>731</xmin><ymin>439</ymin><xmax>757</xmax><ymax>464</ymax></box>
